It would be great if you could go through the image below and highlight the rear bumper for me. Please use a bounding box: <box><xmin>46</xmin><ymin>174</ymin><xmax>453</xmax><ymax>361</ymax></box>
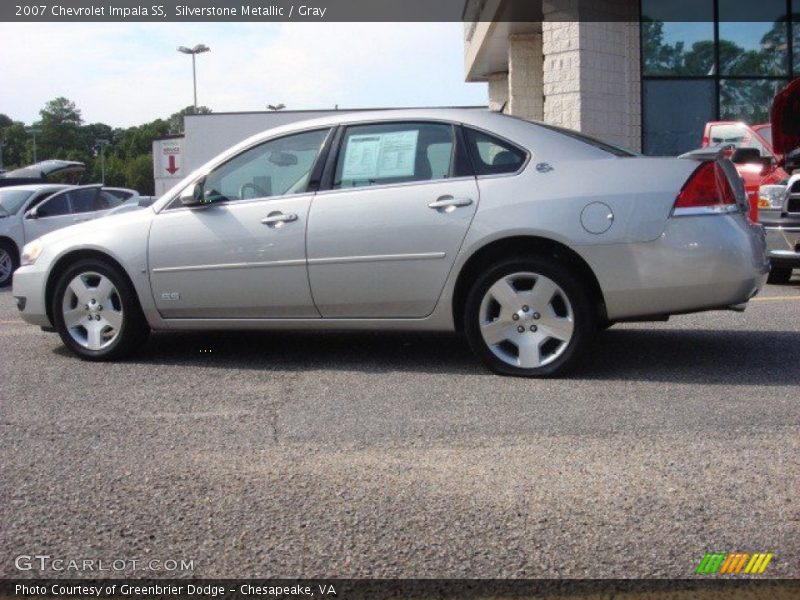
<box><xmin>12</xmin><ymin>264</ymin><xmax>52</xmax><ymax>328</ymax></box>
<box><xmin>581</xmin><ymin>213</ymin><xmax>769</xmax><ymax>320</ymax></box>
<box><xmin>764</xmin><ymin>225</ymin><xmax>800</xmax><ymax>268</ymax></box>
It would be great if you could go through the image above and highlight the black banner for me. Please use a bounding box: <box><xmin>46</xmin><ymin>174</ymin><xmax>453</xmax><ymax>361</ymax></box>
<box><xmin>2</xmin><ymin>0</ymin><xmax>799</xmax><ymax>22</ymax></box>
<box><xmin>2</xmin><ymin>579</ymin><xmax>800</xmax><ymax>599</ymax></box>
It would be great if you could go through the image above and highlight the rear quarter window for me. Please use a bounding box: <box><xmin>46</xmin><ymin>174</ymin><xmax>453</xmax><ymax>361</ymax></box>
<box><xmin>463</xmin><ymin>128</ymin><xmax>527</xmax><ymax>176</ymax></box>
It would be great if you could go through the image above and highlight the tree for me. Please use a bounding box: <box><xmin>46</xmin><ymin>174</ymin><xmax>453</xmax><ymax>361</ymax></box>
<box><xmin>37</xmin><ymin>97</ymin><xmax>85</xmax><ymax>161</ymax></box>
<box><xmin>167</xmin><ymin>105</ymin><xmax>212</xmax><ymax>134</ymax></box>
<box><xmin>0</xmin><ymin>122</ymin><xmax>31</xmax><ymax>168</ymax></box>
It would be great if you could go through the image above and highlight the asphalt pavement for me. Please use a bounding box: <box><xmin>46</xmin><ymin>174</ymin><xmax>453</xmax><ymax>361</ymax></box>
<box><xmin>1</xmin><ymin>279</ymin><xmax>798</xmax><ymax>579</ymax></box>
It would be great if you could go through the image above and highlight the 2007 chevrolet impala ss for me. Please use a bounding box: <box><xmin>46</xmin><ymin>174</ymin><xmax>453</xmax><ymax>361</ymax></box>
<box><xmin>12</xmin><ymin>109</ymin><xmax>769</xmax><ymax>377</ymax></box>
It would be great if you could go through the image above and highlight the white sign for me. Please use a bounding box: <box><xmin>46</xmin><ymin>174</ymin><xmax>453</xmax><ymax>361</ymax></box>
<box><xmin>156</xmin><ymin>139</ymin><xmax>183</xmax><ymax>178</ymax></box>
<box><xmin>341</xmin><ymin>130</ymin><xmax>418</xmax><ymax>181</ymax></box>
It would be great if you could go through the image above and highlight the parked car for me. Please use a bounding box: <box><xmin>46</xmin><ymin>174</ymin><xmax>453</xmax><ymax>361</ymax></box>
<box><xmin>12</xmin><ymin>109</ymin><xmax>770</xmax><ymax>376</ymax></box>
<box><xmin>0</xmin><ymin>160</ymin><xmax>85</xmax><ymax>188</ymax></box>
<box><xmin>0</xmin><ymin>184</ymin><xmax>129</xmax><ymax>287</ymax></box>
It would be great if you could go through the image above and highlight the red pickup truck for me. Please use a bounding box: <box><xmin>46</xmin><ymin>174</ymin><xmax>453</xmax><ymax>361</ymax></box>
<box><xmin>703</xmin><ymin>78</ymin><xmax>800</xmax><ymax>283</ymax></box>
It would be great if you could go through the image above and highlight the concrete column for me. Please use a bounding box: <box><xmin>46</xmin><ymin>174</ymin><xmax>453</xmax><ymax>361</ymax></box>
<box><xmin>487</xmin><ymin>73</ymin><xmax>509</xmax><ymax>113</ymax></box>
<box><xmin>507</xmin><ymin>33</ymin><xmax>544</xmax><ymax>121</ymax></box>
<box><xmin>542</xmin><ymin>0</ymin><xmax>642</xmax><ymax>150</ymax></box>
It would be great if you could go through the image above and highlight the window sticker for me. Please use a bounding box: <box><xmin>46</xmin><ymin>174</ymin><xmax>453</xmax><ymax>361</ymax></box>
<box><xmin>341</xmin><ymin>130</ymin><xmax>419</xmax><ymax>180</ymax></box>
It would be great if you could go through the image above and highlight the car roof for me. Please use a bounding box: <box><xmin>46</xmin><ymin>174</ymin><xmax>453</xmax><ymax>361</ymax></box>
<box><xmin>0</xmin><ymin>183</ymin><xmax>71</xmax><ymax>193</ymax></box>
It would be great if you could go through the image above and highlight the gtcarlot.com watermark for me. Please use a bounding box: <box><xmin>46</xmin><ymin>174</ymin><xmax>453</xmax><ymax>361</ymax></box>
<box><xmin>15</xmin><ymin>554</ymin><xmax>194</xmax><ymax>572</ymax></box>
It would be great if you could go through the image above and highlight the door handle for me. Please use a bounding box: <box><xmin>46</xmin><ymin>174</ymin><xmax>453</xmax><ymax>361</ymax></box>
<box><xmin>428</xmin><ymin>196</ymin><xmax>473</xmax><ymax>211</ymax></box>
<box><xmin>261</xmin><ymin>212</ymin><xmax>298</xmax><ymax>227</ymax></box>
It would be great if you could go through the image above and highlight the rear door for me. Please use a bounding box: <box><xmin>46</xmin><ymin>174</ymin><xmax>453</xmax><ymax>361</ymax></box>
<box><xmin>306</xmin><ymin>121</ymin><xmax>479</xmax><ymax>318</ymax></box>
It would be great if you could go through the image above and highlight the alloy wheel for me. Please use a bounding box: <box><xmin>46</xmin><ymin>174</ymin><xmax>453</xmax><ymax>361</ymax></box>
<box><xmin>478</xmin><ymin>271</ymin><xmax>574</xmax><ymax>369</ymax></box>
<box><xmin>61</xmin><ymin>271</ymin><xmax>124</xmax><ymax>351</ymax></box>
<box><xmin>0</xmin><ymin>249</ymin><xmax>13</xmax><ymax>284</ymax></box>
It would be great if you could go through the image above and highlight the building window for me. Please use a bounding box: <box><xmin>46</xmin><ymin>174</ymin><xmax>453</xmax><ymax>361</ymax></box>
<box><xmin>641</xmin><ymin>0</ymin><xmax>797</xmax><ymax>155</ymax></box>
<box><xmin>643</xmin><ymin>79</ymin><xmax>716</xmax><ymax>156</ymax></box>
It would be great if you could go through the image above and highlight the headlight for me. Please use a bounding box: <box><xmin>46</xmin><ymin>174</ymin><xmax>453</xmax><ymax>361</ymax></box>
<box><xmin>758</xmin><ymin>185</ymin><xmax>787</xmax><ymax>209</ymax></box>
<box><xmin>20</xmin><ymin>239</ymin><xmax>44</xmax><ymax>266</ymax></box>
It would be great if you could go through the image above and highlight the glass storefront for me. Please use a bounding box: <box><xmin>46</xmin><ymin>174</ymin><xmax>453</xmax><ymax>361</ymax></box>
<box><xmin>641</xmin><ymin>0</ymin><xmax>798</xmax><ymax>155</ymax></box>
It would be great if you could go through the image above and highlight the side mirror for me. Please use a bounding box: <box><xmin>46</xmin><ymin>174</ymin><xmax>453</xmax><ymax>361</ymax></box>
<box><xmin>180</xmin><ymin>179</ymin><xmax>205</xmax><ymax>207</ymax></box>
<box><xmin>25</xmin><ymin>207</ymin><xmax>39</xmax><ymax>219</ymax></box>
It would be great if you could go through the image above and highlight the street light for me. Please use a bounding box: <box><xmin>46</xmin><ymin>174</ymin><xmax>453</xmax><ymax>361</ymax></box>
<box><xmin>177</xmin><ymin>44</ymin><xmax>210</xmax><ymax>109</ymax></box>
<box><xmin>25</xmin><ymin>127</ymin><xmax>42</xmax><ymax>163</ymax></box>
<box><xmin>95</xmin><ymin>139</ymin><xmax>110</xmax><ymax>184</ymax></box>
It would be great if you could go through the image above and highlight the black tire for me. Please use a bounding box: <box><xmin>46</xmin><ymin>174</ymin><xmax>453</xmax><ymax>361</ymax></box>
<box><xmin>767</xmin><ymin>267</ymin><xmax>793</xmax><ymax>285</ymax></box>
<box><xmin>463</xmin><ymin>256</ymin><xmax>596</xmax><ymax>377</ymax></box>
<box><xmin>0</xmin><ymin>240</ymin><xmax>19</xmax><ymax>288</ymax></box>
<box><xmin>51</xmin><ymin>258</ymin><xmax>149</xmax><ymax>361</ymax></box>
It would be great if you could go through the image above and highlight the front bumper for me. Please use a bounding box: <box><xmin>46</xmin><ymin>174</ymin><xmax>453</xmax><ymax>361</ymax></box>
<box><xmin>12</xmin><ymin>264</ymin><xmax>52</xmax><ymax>328</ymax></box>
<box><xmin>764</xmin><ymin>225</ymin><xmax>800</xmax><ymax>268</ymax></box>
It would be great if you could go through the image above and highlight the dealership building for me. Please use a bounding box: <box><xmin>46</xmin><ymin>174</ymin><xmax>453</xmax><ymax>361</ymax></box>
<box><xmin>464</xmin><ymin>0</ymin><xmax>799</xmax><ymax>155</ymax></box>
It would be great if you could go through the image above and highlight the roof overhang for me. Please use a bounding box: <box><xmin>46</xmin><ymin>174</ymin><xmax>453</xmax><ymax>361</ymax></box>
<box><xmin>464</xmin><ymin>0</ymin><xmax>543</xmax><ymax>81</ymax></box>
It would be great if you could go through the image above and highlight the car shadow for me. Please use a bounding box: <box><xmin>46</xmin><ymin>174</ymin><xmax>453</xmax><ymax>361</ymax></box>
<box><xmin>53</xmin><ymin>326</ymin><xmax>800</xmax><ymax>385</ymax></box>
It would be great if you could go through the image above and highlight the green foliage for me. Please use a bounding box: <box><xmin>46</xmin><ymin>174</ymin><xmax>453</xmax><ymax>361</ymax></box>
<box><xmin>0</xmin><ymin>98</ymin><xmax>209</xmax><ymax>193</ymax></box>
<box><xmin>168</xmin><ymin>105</ymin><xmax>212</xmax><ymax>134</ymax></box>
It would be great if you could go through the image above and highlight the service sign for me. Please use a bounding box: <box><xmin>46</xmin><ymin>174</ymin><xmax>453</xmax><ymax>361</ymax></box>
<box><xmin>157</xmin><ymin>139</ymin><xmax>183</xmax><ymax>179</ymax></box>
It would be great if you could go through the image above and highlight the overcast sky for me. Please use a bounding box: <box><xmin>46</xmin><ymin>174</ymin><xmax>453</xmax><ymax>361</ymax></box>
<box><xmin>0</xmin><ymin>22</ymin><xmax>487</xmax><ymax>128</ymax></box>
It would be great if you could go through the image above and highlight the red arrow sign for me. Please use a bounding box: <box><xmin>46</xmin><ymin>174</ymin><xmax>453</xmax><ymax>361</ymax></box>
<box><xmin>166</xmin><ymin>154</ymin><xmax>179</xmax><ymax>175</ymax></box>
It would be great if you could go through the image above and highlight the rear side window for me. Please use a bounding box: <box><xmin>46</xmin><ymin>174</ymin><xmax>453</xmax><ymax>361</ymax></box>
<box><xmin>463</xmin><ymin>128</ymin><xmax>527</xmax><ymax>175</ymax></box>
<box><xmin>68</xmin><ymin>188</ymin><xmax>101</xmax><ymax>213</ymax></box>
<box><xmin>333</xmin><ymin>122</ymin><xmax>454</xmax><ymax>189</ymax></box>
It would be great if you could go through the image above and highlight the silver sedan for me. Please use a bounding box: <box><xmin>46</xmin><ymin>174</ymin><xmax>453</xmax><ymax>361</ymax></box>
<box><xmin>12</xmin><ymin>109</ymin><xmax>769</xmax><ymax>376</ymax></box>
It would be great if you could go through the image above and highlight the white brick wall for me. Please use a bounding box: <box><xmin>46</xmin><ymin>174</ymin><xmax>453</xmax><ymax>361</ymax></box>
<box><xmin>508</xmin><ymin>33</ymin><xmax>544</xmax><ymax>121</ymax></box>
<box><xmin>487</xmin><ymin>73</ymin><xmax>509</xmax><ymax>112</ymax></box>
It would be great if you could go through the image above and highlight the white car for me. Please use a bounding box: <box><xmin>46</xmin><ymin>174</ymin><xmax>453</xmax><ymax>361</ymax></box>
<box><xmin>0</xmin><ymin>184</ymin><xmax>132</xmax><ymax>287</ymax></box>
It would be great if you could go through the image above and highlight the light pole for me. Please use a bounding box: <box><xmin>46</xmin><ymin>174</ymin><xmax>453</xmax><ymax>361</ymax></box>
<box><xmin>25</xmin><ymin>126</ymin><xmax>42</xmax><ymax>163</ymax></box>
<box><xmin>177</xmin><ymin>44</ymin><xmax>210</xmax><ymax>109</ymax></box>
<box><xmin>95</xmin><ymin>139</ymin><xmax>110</xmax><ymax>184</ymax></box>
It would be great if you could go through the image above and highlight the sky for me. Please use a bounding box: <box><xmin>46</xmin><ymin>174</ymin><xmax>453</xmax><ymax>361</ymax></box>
<box><xmin>0</xmin><ymin>22</ymin><xmax>488</xmax><ymax>128</ymax></box>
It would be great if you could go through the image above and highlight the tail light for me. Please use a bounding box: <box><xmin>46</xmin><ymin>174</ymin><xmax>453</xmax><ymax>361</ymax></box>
<box><xmin>673</xmin><ymin>161</ymin><xmax>739</xmax><ymax>216</ymax></box>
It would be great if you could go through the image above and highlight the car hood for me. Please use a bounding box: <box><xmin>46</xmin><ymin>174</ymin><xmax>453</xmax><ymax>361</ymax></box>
<box><xmin>35</xmin><ymin>206</ymin><xmax>154</xmax><ymax>247</ymax></box>
<box><xmin>771</xmin><ymin>78</ymin><xmax>800</xmax><ymax>157</ymax></box>
<box><xmin>2</xmin><ymin>160</ymin><xmax>85</xmax><ymax>180</ymax></box>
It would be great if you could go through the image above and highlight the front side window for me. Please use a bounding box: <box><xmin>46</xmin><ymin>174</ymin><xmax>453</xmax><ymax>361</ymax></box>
<box><xmin>36</xmin><ymin>194</ymin><xmax>70</xmax><ymax>217</ymax></box>
<box><xmin>464</xmin><ymin>128</ymin><xmax>527</xmax><ymax>175</ymax></box>
<box><xmin>202</xmin><ymin>128</ymin><xmax>330</xmax><ymax>204</ymax></box>
<box><xmin>333</xmin><ymin>122</ymin><xmax>454</xmax><ymax>189</ymax></box>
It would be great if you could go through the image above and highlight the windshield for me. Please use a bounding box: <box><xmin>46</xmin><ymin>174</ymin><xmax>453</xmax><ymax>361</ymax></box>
<box><xmin>0</xmin><ymin>189</ymin><xmax>34</xmax><ymax>215</ymax></box>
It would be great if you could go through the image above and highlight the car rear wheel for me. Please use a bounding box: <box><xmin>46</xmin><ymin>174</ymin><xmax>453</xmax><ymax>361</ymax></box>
<box><xmin>52</xmin><ymin>259</ymin><xmax>149</xmax><ymax>360</ymax></box>
<box><xmin>464</xmin><ymin>257</ymin><xmax>595</xmax><ymax>377</ymax></box>
<box><xmin>767</xmin><ymin>267</ymin><xmax>793</xmax><ymax>285</ymax></box>
<box><xmin>0</xmin><ymin>241</ymin><xmax>18</xmax><ymax>287</ymax></box>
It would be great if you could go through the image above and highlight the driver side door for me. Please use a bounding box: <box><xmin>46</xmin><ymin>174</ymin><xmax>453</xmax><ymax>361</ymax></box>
<box><xmin>148</xmin><ymin>127</ymin><xmax>332</xmax><ymax>319</ymax></box>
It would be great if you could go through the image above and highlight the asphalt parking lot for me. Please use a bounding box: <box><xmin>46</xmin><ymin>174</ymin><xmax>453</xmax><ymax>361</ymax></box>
<box><xmin>1</xmin><ymin>279</ymin><xmax>798</xmax><ymax>579</ymax></box>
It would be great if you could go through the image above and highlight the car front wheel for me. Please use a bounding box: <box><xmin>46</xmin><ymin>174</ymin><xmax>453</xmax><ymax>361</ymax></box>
<box><xmin>52</xmin><ymin>259</ymin><xmax>149</xmax><ymax>360</ymax></box>
<box><xmin>464</xmin><ymin>257</ymin><xmax>595</xmax><ymax>377</ymax></box>
<box><xmin>0</xmin><ymin>241</ymin><xmax>17</xmax><ymax>287</ymax></box>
